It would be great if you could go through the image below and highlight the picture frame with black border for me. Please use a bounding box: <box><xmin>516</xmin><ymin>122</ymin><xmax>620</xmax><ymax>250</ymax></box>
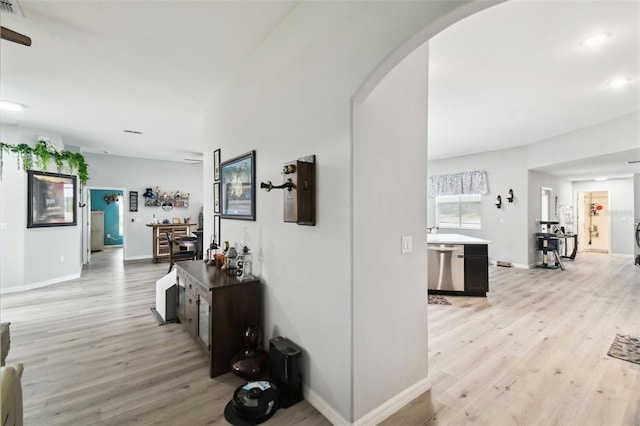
<box><xmin>214</xmin><ymin>149</ymin><xmax>221</xmax><ymax>181</ymax></box>
<box><xmin>27</xmin><ymin>170</ymin><xmax>77</xmax><ymax>228</ymax></box>
<box><xmin>220</xmin><ymin>150</ymin><xmax>256</xmax><ymax>221</ymax></box>
<box><xmin>129</xmin><ymin>191</ymin><xmax>138</xmax><ymax>212</ymax></box>
<box><xmin>214</xmin><ymin>182</ymin><xmax>220</xmax><ymax>214</ymax></box>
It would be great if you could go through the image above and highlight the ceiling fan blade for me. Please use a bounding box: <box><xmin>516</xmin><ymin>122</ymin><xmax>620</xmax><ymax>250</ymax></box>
<box><xmin>0</xmin><ymin>26</ymin><xmax>31</xmax><ymax>46</ymax></box>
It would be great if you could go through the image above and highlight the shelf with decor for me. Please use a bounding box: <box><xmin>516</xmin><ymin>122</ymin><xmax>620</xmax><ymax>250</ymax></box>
<box><xmin>143</xmin><ymin>187</ymin><xmax>190</xmax><ymax>209</ymax></box>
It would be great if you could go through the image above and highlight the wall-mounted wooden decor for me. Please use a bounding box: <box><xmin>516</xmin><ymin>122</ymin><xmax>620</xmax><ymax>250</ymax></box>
<box><xmin>260</xmin><ymin>154</ymin><xmax>315</xmax><ymax>226</ymax></box>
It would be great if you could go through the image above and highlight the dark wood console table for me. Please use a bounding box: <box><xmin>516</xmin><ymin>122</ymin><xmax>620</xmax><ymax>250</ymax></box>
<box><xmin>175</xmin><ymin>261</ymin><xmax>260</xmax><ymax>378</ymax></box>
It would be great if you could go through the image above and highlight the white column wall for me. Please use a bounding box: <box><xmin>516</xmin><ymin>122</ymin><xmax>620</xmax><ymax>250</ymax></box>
<box><xmin>353</xmin><ymin>43</ymin><xmax>430</xmax><ymax>420</ymax></box>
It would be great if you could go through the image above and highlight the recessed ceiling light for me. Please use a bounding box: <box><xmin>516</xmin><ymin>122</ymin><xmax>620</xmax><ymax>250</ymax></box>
<box><xmin>608</xmin><ymin>77</ymin><xmax>631</xmax><ymax>88</ymax></box>
<box><xmin>0</xmin><ymin>100</ymin><xmax>25</xmax><ymax>111</ymax></box>
<box><xmin>581</xmin><ymin>32</ymin><xmax>610</xmax><ymax>47</ymax></box>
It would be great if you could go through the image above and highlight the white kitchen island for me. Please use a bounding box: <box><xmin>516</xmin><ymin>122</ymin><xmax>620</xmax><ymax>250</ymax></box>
<box><xmin>427</xmin><ymin>233</ymin><xmax>491</xmax><ymax>296</ymax></box>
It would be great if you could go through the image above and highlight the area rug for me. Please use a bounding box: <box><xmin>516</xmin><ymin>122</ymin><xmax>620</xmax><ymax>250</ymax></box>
<box><xmin>607</xmin><ymin>334</ymin><xmax>640</xmax><ymax>365</ymax></box>
<box><xmin>428</xmin><ymin>295</ymin><xmax>451</xmax><ymax>305</ymax></box>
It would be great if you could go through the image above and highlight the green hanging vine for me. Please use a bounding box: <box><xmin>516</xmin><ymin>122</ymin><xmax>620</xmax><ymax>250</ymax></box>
<box><xmin>0</xmin><ymin>140</ymin><xmax>89</xmax><ymax>187</ymax></box>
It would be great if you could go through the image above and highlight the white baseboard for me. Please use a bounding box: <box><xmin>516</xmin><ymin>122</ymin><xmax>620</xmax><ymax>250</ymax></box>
<box><xmin>295</xmin><ymin>377</ymin><xmax>432</xmax><ymax>426</ymax></box>
<box><xmin>490</xmin><ymin>260</ymin><xmax>530</xmax><ymax>269</ymax></box>
<box><xmin>305</xmin><ymin>387</ymin><xmax>351</xmax><ymax>426</ymax></box>
<box><xmin>354</xmin><ymin>377</ymin><xmax>431</xmax><ymax>426</ymax></box>
<box><xmin>0</xmin><ymin>273</ymin><xmax>81</xmax><ymax>294</ymax></box>
<box><xmin>124</xmin><ymin>255</ymin><xmax>153</xmax><ymax>262</ymax></box>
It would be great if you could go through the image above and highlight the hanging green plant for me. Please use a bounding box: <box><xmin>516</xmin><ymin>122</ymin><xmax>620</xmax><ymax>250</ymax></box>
<box><xmin>33</xmin><ymin>141</ymin><xmax>51</xmax><ymax>171</ymax></box>
<box><xmin>8</xmin><ymin>143</ymin><xmax>34</xmax><ymax>172</ymax></box>
<box><xmin>0</xmin><ymin>141</ymin><xmax>89</xmax><ymax>187</ymax></box>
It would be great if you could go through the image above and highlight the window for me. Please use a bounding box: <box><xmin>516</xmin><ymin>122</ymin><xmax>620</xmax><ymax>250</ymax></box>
<box><xmin>436</xmin><ymin>194</ymin><xmax>481</xmax><ymax>229</ymax></box>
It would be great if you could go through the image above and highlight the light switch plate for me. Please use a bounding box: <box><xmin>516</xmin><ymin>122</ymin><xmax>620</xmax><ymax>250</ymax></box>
<box><xmin>401</xmin><ymin>236</ymin><xmax>412</xmax><ymax>253</ymax></box>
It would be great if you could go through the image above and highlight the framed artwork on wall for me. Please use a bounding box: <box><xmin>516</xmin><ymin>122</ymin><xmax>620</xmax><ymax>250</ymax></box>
<box><xmin>214</xmin><ymin>149</ymin><xmax>221</xmax><ymax>181</ymax></box>
<box><xmin>129</xmin><ymin>191</ymin><xmax>138</xmax><ymax>212</ymax></box>
<box><xmin>214</xmin><ymin>182</ymin><xmax>220</xmax><ymax>214</ymax></box>
<box><xmin>27</xmin><ymin>170</ymin><xmax>77</xmax><ymax>228</ymax></box>
<box><xmin>220</xmin><ymin>150</ymin><xmax>256</xmax><ymax>221</ymax></box>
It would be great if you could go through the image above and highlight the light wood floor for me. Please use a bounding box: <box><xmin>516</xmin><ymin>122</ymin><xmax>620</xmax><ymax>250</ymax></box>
<box><xmin>1</xmin><ymin>248</ymin><xmax>329</xmax><ymax>425</ymax></box>
<box><xmin>2</xmin><ymin>250</ymin><xmax>639</xmax><ymax>425</ymax></box>
<box><xmin>384</xmin><ymin>252</ymin><xmax>640</xmax><ymax>426</ymax></box>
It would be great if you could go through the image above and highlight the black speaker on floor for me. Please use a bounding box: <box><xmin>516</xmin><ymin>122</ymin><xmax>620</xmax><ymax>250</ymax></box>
<box><xmin>269</xmin><ymin>336</ymin><xmax>303</xmax><ymax>408</ymax></box>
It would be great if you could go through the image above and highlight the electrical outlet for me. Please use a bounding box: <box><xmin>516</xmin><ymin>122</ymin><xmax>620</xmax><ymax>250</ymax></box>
<box><xmin>60</xmin><ymin>256</ymin><xmax>65</xmax><ymax>263</ymax></box>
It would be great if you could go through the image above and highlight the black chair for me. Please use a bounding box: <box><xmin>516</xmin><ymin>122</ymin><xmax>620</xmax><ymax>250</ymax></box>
<box><xmin>166</xmin><ymin>231</ymin><xmax>197</xmax><ymax>273</ymax></box>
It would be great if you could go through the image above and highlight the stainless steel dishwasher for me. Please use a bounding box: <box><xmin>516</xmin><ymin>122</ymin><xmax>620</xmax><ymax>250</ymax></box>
<box><xmin>427</xmin><ymin>244</ymin><xmax>465</xmax><ymax>291</ymax></box>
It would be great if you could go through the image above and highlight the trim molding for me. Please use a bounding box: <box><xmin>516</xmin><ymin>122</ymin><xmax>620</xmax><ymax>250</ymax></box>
<box><xmin>305</xmin><ymin>387</ymin><xmax>351</xmax><ymax>426</ymax></box>
<box><xmin>0</xmin><ymin>273</ymin><xmax>81</xmax><ymax>294</ymax></box>
<box><xmin>124</xmin><ymin>255</ymin><xmax>153</xmax><ymax>262</ymax></box>
<box><xmin>490</xmin><ymin>260</ymin><xmax>530</xmax><ymax>269</ymax></box>
<box><xmin>354</xmin><ymin>377</ymin><xmax>431</xmax><ymax>426</ymax></box>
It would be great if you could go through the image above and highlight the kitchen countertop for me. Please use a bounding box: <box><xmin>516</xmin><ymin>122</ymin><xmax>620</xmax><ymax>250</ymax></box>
<box><xmin>427</xmin><ymin>233</ymin><xmax>492</xmax><ymax>245</ymax></box>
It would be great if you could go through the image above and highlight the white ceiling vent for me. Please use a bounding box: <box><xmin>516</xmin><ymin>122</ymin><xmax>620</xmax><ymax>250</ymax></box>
<box><xmin>0</xmin><ymin>0</ymin><xmax>25</xmax><ymax>16</ymax></box>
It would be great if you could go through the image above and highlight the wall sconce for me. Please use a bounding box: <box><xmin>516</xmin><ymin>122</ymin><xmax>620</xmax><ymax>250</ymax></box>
<box><xmin>260</xmin><ymin>155</ymin><xmax>316</xmax><ymax>225</ymax></box>
<box><xmin>507</xmin><ymin>189</ymin><xmax>514</xmax><ymax>203</ymax></box>
<box><xmin>496</xmin><ymin>195</ymin><xmax>502</xmax><ymax>209</ymax></box>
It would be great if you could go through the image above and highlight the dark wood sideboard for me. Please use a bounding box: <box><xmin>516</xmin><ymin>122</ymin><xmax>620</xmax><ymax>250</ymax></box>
<box><xmin>175</xmin><ymin>261</ymin><xmax>260</xmax><ymax>378</ymax></box>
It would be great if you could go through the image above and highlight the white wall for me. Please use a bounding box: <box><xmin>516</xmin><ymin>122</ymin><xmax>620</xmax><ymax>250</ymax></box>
<box><xmin>0</xmin><ymin>151</ymin><xmax>27</xmax><ymax>291</ymax></box>
<box><xmin>0</xmin><ymin>124</ymin><xmax>82</xmax><ymax>293</ymax></box>
<box><xmin>427</xmin><ymin>146</ymin><xmax>530</xmax><ymax>267</ymax></box>
<box><xmin>573</xmin><ymin>178</ymin><xmax>635</xmax><ymax>256</ymax></box>
<box><xmin>353</xmin><ymin>43</ymin><xmax>429</xmax><ymax>420</ymax></box>
<box><xmin>83</xmin><ymin>153</ymin><xmax>203</xmax><ymax>261</ymax></box>
<box><xmin>527</xmin><ymin>112</ymin><xmax>639</xmax><ymax>169</ymax></box>
<box><xmin>201</xmin><ymin>1</ymin><xmax>489</xmax><ymax>423</ymax></box>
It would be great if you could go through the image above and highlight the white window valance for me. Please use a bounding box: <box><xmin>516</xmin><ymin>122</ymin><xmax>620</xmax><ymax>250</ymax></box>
<box><xmin>428</xmin><ymin>170</ymin><xmax>488</xmax><ymax>198</ymax></box>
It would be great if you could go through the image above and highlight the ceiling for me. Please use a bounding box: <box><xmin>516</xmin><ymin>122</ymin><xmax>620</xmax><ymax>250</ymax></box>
<box><xmin>1</xmin><ymin>0</ymin><xmax>639</xmax><ymax>180</ymax></box>
<box><xmin>427</xmin><ymin>0</ymin><xmax>639</xmax><ymax>180</ymax></box>
<box><xmin>0</xmin><ymin>1</ymin><xmax>298</xmax><ymax>161</ymax></box>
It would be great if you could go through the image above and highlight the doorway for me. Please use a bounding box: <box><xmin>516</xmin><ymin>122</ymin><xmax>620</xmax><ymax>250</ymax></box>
<box><xmin>576</xmin><ymin>191</ymin><xmax>609</xmax><ymax>253</ymax></box>
<box><xmin>84</xmin><ymin>187</ymin><xmax>127</xmax><ymax>264</ymax></box>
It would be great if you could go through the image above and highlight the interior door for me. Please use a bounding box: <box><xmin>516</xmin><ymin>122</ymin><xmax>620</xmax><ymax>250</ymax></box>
<box><xmin>91</xmin><ymin>211</ymin><xmax>105</xmax><ymax>251</ymax></box>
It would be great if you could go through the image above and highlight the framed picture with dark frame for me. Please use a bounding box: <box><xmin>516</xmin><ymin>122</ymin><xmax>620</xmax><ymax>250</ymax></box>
<box><xmin>214</xmin><ymin>215</ymin><xmax>221</xmax><ymax>246</ymax></box>
<box><xmin>220</xmin><ymin>150</ymin><xmax>256</xmax><ymax>221</ymax></box>
<box><xmin>214</xmin><ymin>182</ymin><xmax>220</xmax><ymax>214</ymax></box>
<box><xmin>214</xmin><ymin>149</ymin><xmax>221</xmax><ymax>181</ymax></box>
<box><xmin>129</xmin><ymin>191</ymin><xmax>138</xmax><ymax>212</ymax></box>
<box><xmin>27</xmin><ymin>170</ymin><xmax>77</xmax><ymax>228</ymax></box>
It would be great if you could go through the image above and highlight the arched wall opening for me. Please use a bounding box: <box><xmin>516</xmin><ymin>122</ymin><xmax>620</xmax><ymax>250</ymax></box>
<box><xmin>351</xmin><ymin>2</ymin><xmax>502</xmax><ymax>422</ymax></box>
<box><xmin>202</xmin><ymin>2</ymin><xmax>501</xmax><ymax>425</ymax></box>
